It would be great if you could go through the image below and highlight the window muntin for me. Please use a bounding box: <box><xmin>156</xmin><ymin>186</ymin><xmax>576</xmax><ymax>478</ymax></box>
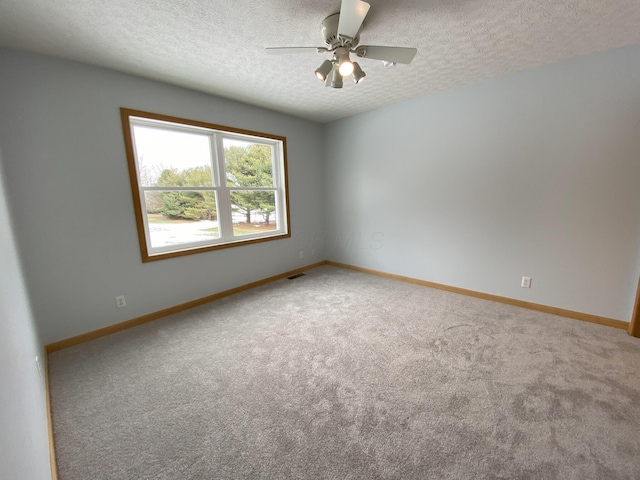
<box><xmin>121</xmin><ymin>109</ymin><xmax>290</xmax><ymax>262</ymax></box>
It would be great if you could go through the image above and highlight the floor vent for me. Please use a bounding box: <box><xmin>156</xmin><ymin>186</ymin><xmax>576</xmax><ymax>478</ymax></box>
<box><xmin>287</xmin><ymin>273</ymin><xmax>306</xmax><ymax>280</ymax></box>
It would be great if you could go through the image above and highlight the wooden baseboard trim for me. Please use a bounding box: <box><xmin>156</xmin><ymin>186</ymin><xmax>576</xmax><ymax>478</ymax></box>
<box><xmin>45</xmin><ymin>261</ymin><xmax>327</xmax><ymax>354</ymax></box>
<box><xmin>629</xmin><ymin>277</ymin><xmax>640</xmax><ymax>337</ymax></box>
<box><xmin>43</xmin><ymin>348</ymin><xmax>58</xmax><ymax>480</ymax></box>
<box><xmin>326</xmin><ymin>261</ymin><xmax>629</xmax><ymax>331</ymax></box>
<box><xmin>44</xmin><ymin>258</ymin><xmax>632</xmax><ymax>353</ymax></box>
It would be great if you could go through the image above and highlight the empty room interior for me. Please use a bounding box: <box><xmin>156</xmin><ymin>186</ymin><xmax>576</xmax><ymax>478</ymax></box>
<box><xmin>1</xmin><ymin>1</ymin><xmax>640</xmax><ymax>479</ymax></box>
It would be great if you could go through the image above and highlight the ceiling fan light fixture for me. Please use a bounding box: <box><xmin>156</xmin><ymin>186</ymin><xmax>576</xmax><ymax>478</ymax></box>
<box><xmin>338</xmin><ymin>53</ymin><xmax>354</xmax><ymax>76</ymax></box>
<box><xmin>266</xmin><ymin>0</ymin><xmax>418</xmax><ymax>88</ymax></box>
<box><xmin>314</xmin><ymin>59</ymin><xmax>333</xmax><ymax>82</ymax></box>
<box><xmin>352</xmin><ymin>62</ymin><xmax>366</xmax><ymax>84</ymax></box>
<box><xmin>330</xmin><ymin>65</ymin><xmax>344</xmax><ymax>88</ymax></box>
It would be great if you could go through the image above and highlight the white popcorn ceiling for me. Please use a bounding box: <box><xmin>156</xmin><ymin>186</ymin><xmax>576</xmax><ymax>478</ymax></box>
<box><xmin>0</xmin><ymin>0</ymin><xmax>639</xmax><ymax>123</ymax></box>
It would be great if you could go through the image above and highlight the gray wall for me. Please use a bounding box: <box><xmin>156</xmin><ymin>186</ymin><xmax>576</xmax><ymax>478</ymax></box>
<box><xmin>0</xmin><ymin>149</ymin><xmax>52</xmax><ymax>479</ymax></box>
<box><xmin>0</xmin><ymin>49</ymin><xmax>326</xmax><ymax>345</ymax></box>
<box><xmin>2</xmin><ymin>43</ymin><xmax>639</xmax><ymax>350</ymax></box>
<box><xmin>324</xmin><ymin>44</ymin><xmax>640</xmax><ymax>322</ymax></box>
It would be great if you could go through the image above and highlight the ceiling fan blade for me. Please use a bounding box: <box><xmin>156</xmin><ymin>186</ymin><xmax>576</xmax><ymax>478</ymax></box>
<box><xmin>355</xmin><ymin>46</ymin><xmax>417</xmax><ymax>64</ymax></box>
<box><xmin>337</xmin><ymin>0</ymin><xmax>370</xmax><ymax>40</ymax></box>
<box><xmin>265</xmin><ymin>47</ymin><xmax>323</xmax><ymax>55</ymax></box>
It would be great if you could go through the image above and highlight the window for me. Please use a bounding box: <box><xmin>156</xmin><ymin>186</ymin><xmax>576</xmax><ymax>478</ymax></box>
<box><xmin>120</xmin><ymin>108</ymin><xmax>290</xmax><ymax>262</ymax></box>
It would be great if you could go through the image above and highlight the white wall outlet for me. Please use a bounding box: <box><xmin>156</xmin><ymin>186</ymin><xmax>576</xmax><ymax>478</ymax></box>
<box><xmin>312</xmin><ymin>248</ymin><xmax>317</xmax><ymax>256</ymax></box>
<box><xmin>116</xmin><ymin>295</ymin><xmax>126</xmax><ymax>308</ymax></box>
<box><xmin>299</xmin><ymin>251</ymin><xmax>304</xmax><ymax>259</ymax></box>
<box><xmin>521</xmin><ymin>276</ymin><xmax>532</xmax><ymax>288</ymax></box>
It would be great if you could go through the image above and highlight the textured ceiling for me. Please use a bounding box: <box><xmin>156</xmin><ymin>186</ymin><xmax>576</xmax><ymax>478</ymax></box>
<box><xmin>0</xmin><ymin>0</ymin><xmax>639</xmax><ymax>123</ymax></box>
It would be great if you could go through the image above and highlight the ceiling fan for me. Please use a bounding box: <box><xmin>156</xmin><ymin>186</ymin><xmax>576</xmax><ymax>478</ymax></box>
<box><xmin>266</xmin><ymin>0</ymin><xmax>417</xmax><ymax>88</ymax></box>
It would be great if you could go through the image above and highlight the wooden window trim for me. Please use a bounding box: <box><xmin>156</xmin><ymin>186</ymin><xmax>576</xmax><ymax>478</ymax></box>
<box><xmin>120</xmin><ymin>108</ymin><xmax>291</xmax><ymax>262</ymax></box>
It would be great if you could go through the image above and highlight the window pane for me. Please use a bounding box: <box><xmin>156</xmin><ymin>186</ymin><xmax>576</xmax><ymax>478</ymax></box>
<box><xmin>144</xmin><ymin>191</ymin><xmax>219</xmax><ymax>248</ymax></box>
<box><xmin>224</xmin><ymin>139</ymin><xmax>274</xmax><ymax>187</ymax></box>
<box><xmin>230</xmin><ymin>190</ymin><xmax>277</xmax><ymax>236</ymax></box>
<box><xmin>133</xmin><ymin>125</ymin><xmax>213</xmax><ymax>187</ymax></box>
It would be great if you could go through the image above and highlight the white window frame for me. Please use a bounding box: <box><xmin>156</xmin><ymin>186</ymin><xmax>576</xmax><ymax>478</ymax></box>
<box><xmin>121</xmin><ymin>108</ymin><xmax>290</xmax><ymax>262</ymax></box>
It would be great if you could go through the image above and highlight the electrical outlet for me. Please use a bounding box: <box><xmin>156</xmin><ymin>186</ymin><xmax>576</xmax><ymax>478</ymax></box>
<box><xmin>521</xmin><ymin>276</ymin><xmax>532</xmax><ymax>288</ymax></box>
<box><xmin>299</xmin><ymin>251</ymin><xmax>304</xmax><ymax>259</ymax></box>
<box><xmin>312</xmin><ymin>248</ymin><xmax>317</xmax><ymax>256</ymax></box>
<box><xmin>116</xmin><ymin>295</ymin><xmax>126</xmax><ymax>308</ymax></box>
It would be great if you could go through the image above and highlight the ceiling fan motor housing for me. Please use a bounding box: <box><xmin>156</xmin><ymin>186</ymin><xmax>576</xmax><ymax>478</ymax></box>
<box><xmin>321</xmin><ymin>13</ymin><xmax>360</xmax><ymax>49</ymax></box>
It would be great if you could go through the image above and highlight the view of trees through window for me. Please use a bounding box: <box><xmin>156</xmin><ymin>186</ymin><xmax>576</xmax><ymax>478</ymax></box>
<box><xmin>138</xmin><ymin>141</ymin><xmax>278</xmax><ymax>248</ymax></box>
<box><xmin>225</xmin><ymin>142</ymin><xmax>276</xmax><ymax>237</ymax></box>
